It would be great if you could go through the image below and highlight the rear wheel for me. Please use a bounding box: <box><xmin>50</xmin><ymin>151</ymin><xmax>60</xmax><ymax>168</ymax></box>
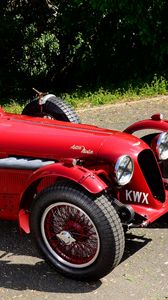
<box><xmin>30</xmin><ymin>182</ymin><xmax>125</xmax><ymax>281</ymax></box>
<box><xmin>22</xmin><ymin>95</ymin><xmax>80</xmax><ymax>123</ymax></box>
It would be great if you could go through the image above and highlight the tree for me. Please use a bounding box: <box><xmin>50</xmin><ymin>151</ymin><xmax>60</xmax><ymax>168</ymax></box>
<box><xmin>1</xmin><ymin>0</ymin><xmax>168</xmax><ymax>99</ymax></box>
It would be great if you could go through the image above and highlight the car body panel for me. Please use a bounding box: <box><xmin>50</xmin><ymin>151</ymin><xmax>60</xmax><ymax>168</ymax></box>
<box><xmin>0</xmin><ymin>109</ymin><xmax>167</xmax><ymax>231</ymax></box>
<box><xmin>124</xmin><ymin>116</ymin><xmax>168</xmax><ymax>134</ymax></box>
<box><xmin>0</xmin><ymin>112</ymin><xmax>144</xmax><ymax>160</ymax></box>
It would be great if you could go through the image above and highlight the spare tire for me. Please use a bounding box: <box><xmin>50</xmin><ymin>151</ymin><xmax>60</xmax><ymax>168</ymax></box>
<box><xmin>22</xmin><ymin>94</ymin><xmax>80</xmax><ymax>124</ymax></box>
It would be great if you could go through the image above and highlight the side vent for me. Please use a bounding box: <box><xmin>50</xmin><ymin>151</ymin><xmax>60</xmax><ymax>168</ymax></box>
<box><xmin>0</xmin><ymin>157</ymin><xmax>55</xmax><ymax>170</ymax></box>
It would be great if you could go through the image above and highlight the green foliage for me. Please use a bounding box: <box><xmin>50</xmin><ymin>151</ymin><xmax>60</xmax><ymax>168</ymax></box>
<box><xmin>3</xmin><ymin>101</ymin><xmax>24</xmax><ymax>114</ymax></box>
<box><xmin>19</xmin><ymin>25</ymin><xmax>60</xmax><ymax>77</ymax></box>
<box><xmin>4</xmin><ymin>76</ymin><xmax>168</xmax><ymax>112</ymax></box>
<box><xmin>1</xmin><ymin>0</ymin><xmax>168</xmax><ymax>100</ymax></box>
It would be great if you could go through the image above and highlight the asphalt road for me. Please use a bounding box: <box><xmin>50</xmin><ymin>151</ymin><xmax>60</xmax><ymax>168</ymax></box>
<box><xmin>1</xmin><ymin>96</ymin><xmax>168</xmax><ymax>300</ymax></box>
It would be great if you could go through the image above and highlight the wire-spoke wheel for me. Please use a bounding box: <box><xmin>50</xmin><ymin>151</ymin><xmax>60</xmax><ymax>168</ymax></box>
<box><xmin>30</xmin><ymin>182</ymin><xmax>125</xmax><ymax>281</ymax></box>
<box><xmin>41</xmin><ymin>202</ymin><xmax>100</xmax><ymax>268</ymax></box>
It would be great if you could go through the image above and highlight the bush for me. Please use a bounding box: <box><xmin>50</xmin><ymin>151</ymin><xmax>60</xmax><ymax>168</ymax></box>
<box><xmin>1</xmin><ymin>0</ymin><xmax>168</xmax><ymax>100</ymax></box>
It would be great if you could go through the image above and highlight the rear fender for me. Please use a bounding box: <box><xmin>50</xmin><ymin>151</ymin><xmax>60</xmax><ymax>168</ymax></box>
<box><xmin>19</xmin><ymin>162</ymin><xmax>107</xmax><ymax>233</ymax></box>
<box><xmin>124</xmin><ymin>116</ymin><xmax>168</xmax><ymax>135</ymax></box>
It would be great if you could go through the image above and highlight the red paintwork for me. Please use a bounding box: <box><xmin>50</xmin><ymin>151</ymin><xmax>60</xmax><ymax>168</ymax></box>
<box><xmin>0</xmin><ymin>109</ymin><xmax>168</xmax><ymax>232</ymax></box>
<box><xmin>123</xmin><ymin>114</ymin><xmax>168</xmax><ymax>224</ymax></box>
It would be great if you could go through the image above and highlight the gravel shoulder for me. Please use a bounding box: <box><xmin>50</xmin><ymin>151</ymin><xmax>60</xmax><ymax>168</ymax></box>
<box><xmin>1</xmin><ymin>96</ymin><xmax>168</xmax><ymax>300</ymax></box>
<box><xmin>78</xmin><ymin>95</ymin><xmax>168</xmax><ymax>132</ymax></box>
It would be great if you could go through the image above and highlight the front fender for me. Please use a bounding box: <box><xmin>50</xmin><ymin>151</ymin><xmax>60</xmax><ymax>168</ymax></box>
<box><xmin>19</xmin><ymin>162</ymin><xmax>107</xmax><ymax>233</ymax></box>
<box><xmin>22</xmin><ymin>162</ymin><xmax>107</xmax><ymax>195</ymax></box>
<box><xmin>124</xmin><ymin>116</ymin><xmax>168</xmax><ymax>135</ymax></box>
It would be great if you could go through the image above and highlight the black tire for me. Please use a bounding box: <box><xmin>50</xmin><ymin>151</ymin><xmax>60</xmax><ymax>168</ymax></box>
<box><xmin>22</xmin><ymin>95</ymin><xmax>80</xmax><ymax>124</ymax></box>
<box><xmin>30</xmin><ymin>182</ymin><xmax>125</xmax><ymax>281</ymax></box>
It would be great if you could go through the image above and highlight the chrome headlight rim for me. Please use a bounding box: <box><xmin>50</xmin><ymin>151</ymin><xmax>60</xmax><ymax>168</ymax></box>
<box><xmin>156</xmin><ymin>132</ymin><xmax>168</xmax><ymax>160</ymax></box>
<box><xmin>114</xmin><ymin>155</ymin><xmax>134</xmax><ymax>186</ymax></box>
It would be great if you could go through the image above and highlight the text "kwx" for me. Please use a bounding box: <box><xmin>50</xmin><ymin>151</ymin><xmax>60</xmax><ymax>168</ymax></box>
<box><xmin>125</xmin><ymin>190</ymin><xmax>149</xmax><ymax>205</ymax></box>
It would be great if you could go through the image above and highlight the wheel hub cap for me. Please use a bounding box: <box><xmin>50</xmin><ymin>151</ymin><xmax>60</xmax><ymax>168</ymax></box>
<box><xmin>56</xmin><ymin>230</ymin><xmax>76</xmax><ymax>245</ymax></box>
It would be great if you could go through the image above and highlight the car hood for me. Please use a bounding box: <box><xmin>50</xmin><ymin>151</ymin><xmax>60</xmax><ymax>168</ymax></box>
<box><xmin>0</xmin><ymin>113</ymin><xmax>148</xmax><ymax>161</ymax></box>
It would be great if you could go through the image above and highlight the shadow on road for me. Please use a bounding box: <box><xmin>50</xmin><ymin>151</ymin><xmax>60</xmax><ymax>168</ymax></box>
<box><xmin>0</xmin><ymin>215</ymin><xmax>167</xmax><ymax>293</ymax></box>
<box><xmin>0</xmin><ymin>220</ymin><xmax>100</xmax><ymax>293</ymax></box>
<box><xmin>123</xmin><ymin>213</ymin><xmax>168</xmax><ymax>261</ymax></box>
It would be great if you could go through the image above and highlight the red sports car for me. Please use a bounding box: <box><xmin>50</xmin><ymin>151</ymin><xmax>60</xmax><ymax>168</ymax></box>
<box><xmin>1</xmin><ymin>93</ymin><xmax>168</xmax><ymax>281</ymax></box>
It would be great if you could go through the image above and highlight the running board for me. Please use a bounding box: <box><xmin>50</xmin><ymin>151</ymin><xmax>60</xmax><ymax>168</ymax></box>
<box><xmin>0</xmin><ymin>157</ymin><xmax>55</xmax><ymax>170</ymax></box>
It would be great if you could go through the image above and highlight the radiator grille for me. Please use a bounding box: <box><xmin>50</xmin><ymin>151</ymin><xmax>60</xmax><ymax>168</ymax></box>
<box><xmin>159</xmin><ymin>160</ymin><xmax>168</xmax><ymax>179</ymax></box>
<box><xmin>138</xmin><ymin>149</ymin><xmax>165</xmax><ymax>202</ymax></box>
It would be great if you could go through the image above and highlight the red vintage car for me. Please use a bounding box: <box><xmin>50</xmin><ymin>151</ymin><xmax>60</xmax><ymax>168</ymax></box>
<box><xmin>1</xmin><ymin>93</ymin><xmax>168</xmax><ymax>281</ymax></box>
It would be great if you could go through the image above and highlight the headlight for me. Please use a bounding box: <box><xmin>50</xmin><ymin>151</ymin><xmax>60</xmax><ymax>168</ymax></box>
<box><xmin>156</xmin><ymin>132</ymin><xmax>168</xmax><ymax>160</ymax></box>
<box><xmin>115</xmin><ymin>155</ymin><xmax>134</xmax><ymax>186</ymax></box>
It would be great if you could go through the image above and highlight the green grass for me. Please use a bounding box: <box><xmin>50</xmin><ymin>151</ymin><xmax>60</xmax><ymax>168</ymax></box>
<box><xmin>64</xmin><ymin>75</ymin><xmax>168</xmax><ymax>109</ymax></box>
<box><xmin>2</xmin><ymin>75</ymin><xmax>168</xmax><ymax>113</ymax></box>
<box><xmin>3</xmin><ymin>101</ymin><xmax>24</xmax><ymax>114</ymax></box>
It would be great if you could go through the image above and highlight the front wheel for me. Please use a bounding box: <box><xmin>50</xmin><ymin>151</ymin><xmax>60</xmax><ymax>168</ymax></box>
<box><xmin>30</xmin><ymin>182</ymin><xmax>125</xmax><ymax>281</ymax></box>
